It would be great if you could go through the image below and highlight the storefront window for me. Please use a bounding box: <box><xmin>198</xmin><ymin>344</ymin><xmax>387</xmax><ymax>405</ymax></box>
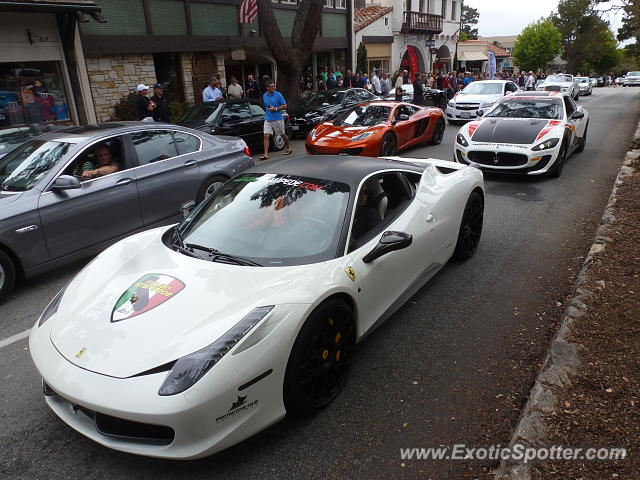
<box><xmin>0</xmin><ymin>62</ymin><xmax>71</xmax><ymax>127</ymax></box>
<box><xmin>367</xmin><ymin>59</ymin><xmax>390</xmax><ymax>75</ymax></box>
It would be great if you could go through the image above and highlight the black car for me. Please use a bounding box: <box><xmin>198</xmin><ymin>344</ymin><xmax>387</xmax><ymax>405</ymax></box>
<box><xmin>291</xmin><ymin>88</ymin><xmax>378</xmax><ymax>137</ymax></box>
<box><xmin>382</xmin><ymin>84</ymin><xmax>448</xmax><ymax>109</ymax></box>
<box><xmin>178</xmin><ymin>99</ymin><xmax>292</xmax><ymax>153</ymax></box>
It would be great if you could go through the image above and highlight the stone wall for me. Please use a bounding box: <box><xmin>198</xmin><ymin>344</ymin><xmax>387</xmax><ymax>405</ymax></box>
<box><xmin>86</xmin><ymin>54</ymin><xmax>157</xmax><ymax>123</ymax></box>
<box><xmin>180</xmin><ymin>52</ymin><xmax>195</xmax><ymax>104</ymax></box>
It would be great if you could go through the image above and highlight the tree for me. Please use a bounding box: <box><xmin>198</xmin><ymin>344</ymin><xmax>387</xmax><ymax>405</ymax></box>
<box><xmin>256</xmin><ymin>0</ymin><xmax>323</xmax><ymax>112</ymax></box>
<box><xmin>461</xmin><ymin>5</ymin><xmax>479</xmax><ymax>40</ymax></box>
<box><xmin>513</xmin><ymin>19</ymin><xmax>562</xmax><ymax>72</ymax></box>
<box><xmin>356</xmin><ymin>42</ymin><xmax>368</xmax><ymax>74</ymax></box>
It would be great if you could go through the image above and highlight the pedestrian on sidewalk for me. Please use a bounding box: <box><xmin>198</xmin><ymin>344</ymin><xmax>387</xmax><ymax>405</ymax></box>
<box><xmin>525</xmin><ymin>71</ymin><xmax>536</xmax><ymax>91</ymax></box>
<box><xmin>412</xmin><ymin>73</ymin><xmax>424</xmax><ymax>106</ymax></box>
<box><xmin>227</xmin><ymin>76</ymin><xmax>244</xmax><ymax>99</ymax></box>
<box><xmin>261</xmin><ymin>80</ymin><xmax>291</xmax><ymax>161</ymax></box>
<box><xmin>136</xmin><ymin>84</ymin><xmax>156</xmax><ymax>121</ymax></box>
<box><xmin>203</xmin><ymin>77</ymin><xmax>223</xmax><ymax>102</ymax></box>
<box><xmin>245</xmin><ymin>74</ymin><xmax>260</xmax><ymax>99</ymax></box>
<box><xmin>381</xmin><ymin>72</ymin><xmax>391</xmax><ymax>96</ymax></box>
<box><xmin>371</xmin><ymin>69</ymin><xmax>382</xmax><ymax>95</ymax></box>
<box><xmin>150</xmin><ymin>83</ymin><xmax>170</xmax><ymax>123</ymax></box>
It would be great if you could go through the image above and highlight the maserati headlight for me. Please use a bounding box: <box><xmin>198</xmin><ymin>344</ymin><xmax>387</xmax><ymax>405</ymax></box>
<box><xmin>448</xmin><ymin>100</ymin><xmax>455</xmax><ymax>107</ymax></box>
<box><xmin>309</xmin><ymin>128</ymin><xmax>318</xmax><ymax>141</ymax></box>
<box><xmin>532</xmin><ymin>138</ymin><xmax>560</xmax><ymax>151</ymax></box>
<box><xmin>38</xmin><ymin>286</ymin><xmax>68</xmax><ymax>327</ymax></box>
<box><xmin>158</xmin><ymin>306</ymin><xmax>274</xmax><ymax>396</ymax></box>
<box><xmin>350</xmin><ymin>131</ymin><xmax>373</xmax><ymax>142</ymax></box>
<box><xmin>456</xmin><ymin>133</ymin><xmax>469</xmax><ymax>147</ymax></box>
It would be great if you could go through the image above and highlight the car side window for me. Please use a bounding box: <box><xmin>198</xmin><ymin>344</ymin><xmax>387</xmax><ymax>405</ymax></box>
<box><xmin>132</xmin><ymin>130</ymin><xmax>179</xmax><ymax>166</ymax></box>
<box><xmin>344</xmin><ymin>92</ymin><xmax>357</xmax><ymax>104</ymax></box>
<box><xmin>564</xmin><ymin>97</ymin><xmax>576</xmax><ymax>117</ymax></box>
<box><xmin>249</xmin><ymin>103</ymin><xmax>265</xmax><ymax>117</ymax></box>
<box><xmin>221</xmin><ymin>102</ymin><xmax>252</xmax><ymax>122</ymax></box>
<box><xmin>172</xmin><ymin>132</ymin><xmax>201</xmax><ymax>155</ymax></box>
<box><xmin>506</xmin><ymin>83</ymin><xmax>518</xmax><ymax>93</ymax></box>
<box><xmin>349</xmin><ymin>173</ymin><xmax>413</xmax><ymax>252</ymax></box>
<box><xmin>62</xmin><ymin>136</ymin><xmax>126</xmax><ymax>180</ymax></box>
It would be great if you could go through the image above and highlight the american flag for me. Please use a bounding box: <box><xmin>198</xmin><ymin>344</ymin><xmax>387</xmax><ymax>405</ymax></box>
<box><xmin>239</xmin><ymin>0</ymin><xmax>258</xmax><ymax>23</ymax></box>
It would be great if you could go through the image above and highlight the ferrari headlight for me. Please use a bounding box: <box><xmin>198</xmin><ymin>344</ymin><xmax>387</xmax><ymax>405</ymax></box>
<box><xmin>158</xmin><ymin>306</ymin><xmax>274</xmax><ymax>396</ymax></box>
<box><xmin>350</xmin><ymin>131</ymin><xmax>373</xmax><ymax>142</ymax></box>
<box><xmin>532</xmin><ymin>138</ymin><xmax>560</xmax><ymax>151</ymax></box>
<box><xmin>38</xmin><ymin>286</ymin><xmax>68</xmax><ymax>327</ymax></box>
<box><xmin>456</xmin><ymin>133</ymin><xmax>468</xmax><ymax>147</ymax></box>
<box><xmin>309</xmin><ymin>128</ymin><xmax>317</xmax><ymax>141</ymax></box>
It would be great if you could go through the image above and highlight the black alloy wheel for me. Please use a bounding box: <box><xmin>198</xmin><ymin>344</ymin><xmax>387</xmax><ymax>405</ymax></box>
<box><xmin>196</xmin><ymin>174</ymin><xmax>229</xmax><ymax>203</ymax></box>
<box><xmin>0</xmin><ymin>249</ymin><xmax>16</xmax><ymax>302</ymax></box>
<box><xmin>379</xmin><ymin>132</ymin><xmax>397</xmax><ymax>156</ymax></box>
<box><xmin>452</xmin><ymin>191</ymin><xmax>484</xmax><ymax>260</ymax></box>
<box><xmin>430</xmin><ymin>119</ymin><xmax>445</xmax><ymax>145</ymax></box>
<box><xmin>576</xmin><ymin>122</ymin><xmax>588</xmax><ymax>153</ymax></box>
<box><xmin>283</xmin><ymin>299</ymin><xmax>356</xmax><ymax>415</ymax></box>
<box><xmin>548</xmin><ymin>140</ymin><xmax>567</xmax><ymax>178</ymax></box>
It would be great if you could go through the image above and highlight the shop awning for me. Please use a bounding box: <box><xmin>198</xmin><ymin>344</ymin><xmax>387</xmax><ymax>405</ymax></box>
<box><xmin>459</xmin><ymin>51</ymin><xmax>488</xmax><ymax>61</ymax></box>
<box><xmin>0</xmin><ymin>0</ymin><xmax>105</xmax><ymax>21</ymax></box>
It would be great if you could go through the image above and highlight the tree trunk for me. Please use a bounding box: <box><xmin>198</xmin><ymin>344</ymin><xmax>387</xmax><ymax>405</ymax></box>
<box><xmin>256</xmin><ymin>0</ymin><xmax>324</xmax><ymax>114</ymax></box>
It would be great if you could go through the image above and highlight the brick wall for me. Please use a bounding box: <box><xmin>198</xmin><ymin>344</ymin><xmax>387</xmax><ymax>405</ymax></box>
<box><xmin>86</xmin><ymin>54</ymin><xmax>157</xmax><ymax>123</ymax></box>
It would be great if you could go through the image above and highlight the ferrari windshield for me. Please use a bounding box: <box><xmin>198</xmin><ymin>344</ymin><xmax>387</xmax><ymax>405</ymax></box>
<box><xmin>333</xmin><ymin>105</ymin><xmax>391</xmax><ymax>126</ymax></box>
<box><xmin>486</xmin><ymin>99</ymin><xmax>563</xmax><ymax>119</ymax></box>
<box><xmin>546</xmin><ymin>75</ymin><xmax>573</xmax><ymax>83</ymax></box>
<box><xmin>461</xmin><ymin>82</ymin><xmax>503</xmax><ymax>95</ymax></box>
<box><xmin>179</xmin><ymin>174</ymin><xmax>350</xmax><ymax>265</ymax></box>
<box><xmin>305</xmin><ymin>91</ymin><xmax>345</xmax><ymax>108</ymax></box>
<box><xmin>0</xmin><ymin>140</ymin><xmax>71</xmax><ymax>191</ymax></box>
<box><xmin>180</xmin><ymin>102</ymin><xmax>224</xmax><ymax>123</ymax></box>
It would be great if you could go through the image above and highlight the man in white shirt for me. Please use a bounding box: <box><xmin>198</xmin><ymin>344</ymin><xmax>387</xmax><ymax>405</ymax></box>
<box><xmin>227</xmin><ymin>76</ymin><xmax>243</xmax><ymax>99</ymax></box>
<box><xmin>203</xmin><ymin>77</ymin><xmax>223</xmax><ymax>102</ymax></box>
<box><xmin>525</xmin><ymin>71</ymin><xmax>536</xmax><ymax>91</ymax></box>
<box><xmin>371</xmin><ymin>70</ymin><xmax>382</xmax><ymax>95</ymax></box>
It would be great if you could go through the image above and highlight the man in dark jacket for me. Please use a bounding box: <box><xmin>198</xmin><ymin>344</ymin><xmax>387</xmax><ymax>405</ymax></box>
<box><xmin>412</xmin><ymin>73</ymin><xmax>425</xmax><ymax>106</ymax></box>
<box><xmin>151</xmin><ymin>83</ymin><xmax>171</xmax><ymax>123</ymax></box>
<box><xmin>136</xmin><ymin>84</ymin><xmax>155</xmax><ymax>121</ymax></box>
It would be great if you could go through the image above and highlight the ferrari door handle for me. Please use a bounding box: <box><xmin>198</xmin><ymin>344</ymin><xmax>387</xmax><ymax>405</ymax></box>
<box><xmin>115</xmin><ymin>177</ymin><xmax>135</xmax><ymax>186</ymax></box>
<box><xmin>426</xmin><ymin>213</ymin><xmax>434</xmax><ymax>223</ymax></box>
<box><xmin>184</xmin><ymin>160</ymin><xmax>198</xmax><ymax>167</ymax></box>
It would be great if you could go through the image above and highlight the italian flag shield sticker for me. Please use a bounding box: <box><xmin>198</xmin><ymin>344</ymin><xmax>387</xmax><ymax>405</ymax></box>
<box><xmin>111</xmin><ymin>274</ymin><xmax>186</xmax><ymax>322</ymax></box>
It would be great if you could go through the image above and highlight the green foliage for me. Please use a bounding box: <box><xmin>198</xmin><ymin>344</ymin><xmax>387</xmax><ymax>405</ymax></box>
<box><xmin>111</xmin><ymin>92</ymin><xmax>138</xmax><ymax>121</ymax></box>
<box><xmin>513</xmin><ymin>19</ymin><xmax>563</xmax><ymax>72</ymax></box>
<box><xmin>356</xmin><ymin>42</ymin><xmax>367</xmax><ymax>74</ymax></box>
<box><xmin>461</xmin><ymin>5</ymin><xmax>479</xmax><ymax>40</ymax></box>
<box><xmin>169</xmin><ymin>101</ymin><xmax>193</xmax><ymax>124</ymax></box>
<box><xmin>460</xmin><ymin>31</ymin><xmax>469</xmax><ymax>42</ymax></box>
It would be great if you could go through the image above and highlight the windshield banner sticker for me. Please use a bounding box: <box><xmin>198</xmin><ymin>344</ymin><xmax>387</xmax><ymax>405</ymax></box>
<box><xmin>111</xmin><ymin>274</ymin><xmax>185</xmax><ymax>322</ymax></box>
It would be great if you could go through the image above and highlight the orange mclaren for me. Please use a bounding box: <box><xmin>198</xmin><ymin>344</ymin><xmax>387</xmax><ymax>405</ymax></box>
<box><xmin>305</xmin><ymin>101</ymin><xmax>445</xmax><ymax>157</ymax></box>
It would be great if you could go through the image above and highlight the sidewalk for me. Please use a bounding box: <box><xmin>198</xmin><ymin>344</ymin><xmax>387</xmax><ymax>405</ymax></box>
<box><xmin>497</xmin><ymin>131</ymin><xmax>640</xmax><ymax>479</ymax></box>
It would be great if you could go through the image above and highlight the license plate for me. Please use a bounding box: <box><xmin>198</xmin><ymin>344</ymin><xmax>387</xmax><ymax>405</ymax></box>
<box><xmin>460</xmin><ymin>112</ymin><xmax>470</xmax><ymax>119</ymax></box>
<box><xmin>292</xmin><ymin>126</ymin><xmax>300</xmax><ymax>131</ymax></box>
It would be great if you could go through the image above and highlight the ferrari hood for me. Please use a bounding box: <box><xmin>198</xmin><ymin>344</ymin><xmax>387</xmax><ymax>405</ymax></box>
<box><xmin>49</xmin><ymin>228</ymin><xmax>313</xmax><ymax>378</ymax></box>
<box><xmin>471</xmin><ymin>118</ymin><xmax>556</xmax><ymax>145</ymax></box>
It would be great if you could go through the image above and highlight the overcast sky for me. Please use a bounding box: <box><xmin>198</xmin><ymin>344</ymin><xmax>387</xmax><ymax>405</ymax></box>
<box><xmin>467</xmin><ymin>0</ymin><xmax>627</xmax><ymax>43</ymax></box>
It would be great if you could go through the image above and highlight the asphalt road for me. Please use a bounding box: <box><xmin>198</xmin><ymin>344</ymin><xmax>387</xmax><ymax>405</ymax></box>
<box><xmin>1</xmin><ymin>87</ymin><xmax>638</xmax><ymax>480</ymax></box>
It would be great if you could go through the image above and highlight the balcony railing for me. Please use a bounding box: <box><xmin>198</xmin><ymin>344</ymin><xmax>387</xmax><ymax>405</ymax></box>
<box><xmin>401</xmin><ymin>11</ymin><xmax>443</xmax><ymax>34</ymax></box>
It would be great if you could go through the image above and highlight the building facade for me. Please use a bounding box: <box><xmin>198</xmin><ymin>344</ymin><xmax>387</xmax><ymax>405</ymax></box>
<box><xmin>77</xmin><ymin>0</ymin><xmax>352</xmax><ymax>123</ymax></box>
<box><xmin>354</xmin><ymin>0</ymin><xmax>460</xmax><ymax>80</ymax></box>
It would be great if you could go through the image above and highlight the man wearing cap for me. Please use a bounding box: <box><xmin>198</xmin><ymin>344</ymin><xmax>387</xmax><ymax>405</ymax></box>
<box><xmin>151</xmin><ymin>83</ymin><xmax>171</xmax><ymax>123</ymax></box>
<box><xmin>203</xmin><ymin>77</ymin><xmax>223</xmax><ymax>102</ymax></box>
<box><xmin>136</xmin><ymin>84</ymin><xmax>156</xmax><ymax>121</ymax></box>
<box><xmin>525</xmin><ymin>71</ymin><xmax>536</xmax><ymax>91</ymax></box>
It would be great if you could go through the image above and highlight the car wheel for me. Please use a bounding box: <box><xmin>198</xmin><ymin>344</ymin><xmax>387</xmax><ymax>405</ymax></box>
<box><xmin>452</xmin><ymin>190</ymin><xmax>484</xmax><ymax>260</ymax></box>
<box><xmin>429</xmin><ymin>119</ymin><xmax>445</xmax><ymax>145</ymax></box>
<box><xmin>269</xmin><ymin>134</ymin><xmax>286</xmax><ymax>152</ymax></box>
<box><xmin>0</xmin><ymin>249</ymin><xmax>16</xmax><ymax>303</ymax></box>
<box><xmin>447</xmin><ymin>119</ymin><xmax>457</xmax><ymax>126</ymax></box>
<box><xmin>576</xmin><ymin>122</ymin><xmax>588</xmax><ymax>153</ymax></box>
<box><xmin>196</xmin><ymin>174</ymin><xmax>229</xmax><ymax>203</ymax></box>
<box><xmin>283</xmin><ymin>298</ymin><xmax>356</xmax><ymax>416</ymax></box>
<box><xmin>548</xmin><ymin>140</ymin><xmax>567</xmax><ymax>178</ymax></box>
<box><xmin>379</xmin><ymin>132</ymin><xmax>397</xmax><ymax>156</ymax></box>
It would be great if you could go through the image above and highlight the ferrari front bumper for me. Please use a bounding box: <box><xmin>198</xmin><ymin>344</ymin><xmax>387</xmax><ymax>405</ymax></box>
<box><xmin>29</xmin><ymin>303</ymin><xmax>310</xmax><ymax>459</ymax></box>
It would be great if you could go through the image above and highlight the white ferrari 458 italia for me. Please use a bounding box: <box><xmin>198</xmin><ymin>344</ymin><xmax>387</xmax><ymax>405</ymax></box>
<box><xmin>30</xmin><ymin>155</ymin><xmax>484</xmax><ymax>459</ymax></box>
<box><xmin>454</xmin><ymin>91</ymin><xmax>589</xmax><ymax>177</ymax></box>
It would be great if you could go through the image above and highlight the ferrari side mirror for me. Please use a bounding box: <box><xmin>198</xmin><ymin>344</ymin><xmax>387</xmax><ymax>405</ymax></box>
<box><xmin>362</xmin><ymin>231</ymin><xmax>412</xmax><ymax>263</ymax></box>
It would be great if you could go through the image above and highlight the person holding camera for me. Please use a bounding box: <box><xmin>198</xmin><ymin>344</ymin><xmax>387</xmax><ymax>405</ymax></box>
<box><xmin>136</xmin><ymin>84</ymin><xmax>156</xmax><ymax>121</ymax></box>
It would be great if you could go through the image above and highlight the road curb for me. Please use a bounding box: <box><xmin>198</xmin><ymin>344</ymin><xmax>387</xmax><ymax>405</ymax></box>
<box><xmin>494</xmin><ymin>122</ymin><xmax>640</xmax><ymax>480</ymax></box>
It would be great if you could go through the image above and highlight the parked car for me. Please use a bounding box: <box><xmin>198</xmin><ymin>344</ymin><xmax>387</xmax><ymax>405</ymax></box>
<box><xmin>623</xmin><ymin>71</ymin><xmax>640</xmax><ymax>87</ymax></box>
<box><xmin>178</xmin><ymin>99</ymin><xmax>292</xmax><ymax>153</ymax></box>
<box><xmin>381</xmin><ymin>83</ymin><xmax>448</xmax><ymax>109</ymax></box>
<box><xmin>0</xmin><ymin>123</ymin><xmax>69</xmax><ymax>159</ymax></box>
<box><xmin>291</xmin><ymin>88</ymin><xmax>378</xmax><ymax>137</ymax></box>
<box><xmin>536</xmin><ymin>74</ymin><xmax>579</xmax><ymax>101</ymax></box>
<box><xmin>589</xmin><ymin>77</ymin><xmax>598</xmax><ymax>88</ymax></box>
<box><xmin>0</xmin><ymin>122</ymin><xmax>253</xmax><ymax>301</ymax></box>
<box><xmin>445</xmin><ymin>80</ymin><xmax>519</xmax><ymax>124</ymax></box>
<box><xmin>574</xmin><ymin>76</ymin><xmax>593</xmax><ymax>95</ymax></box>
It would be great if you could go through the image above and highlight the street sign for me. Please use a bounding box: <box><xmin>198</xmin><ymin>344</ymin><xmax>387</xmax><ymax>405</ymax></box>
<box><xmin>231</xmin><ymin>49</ymin><xmax>246</xmax><ymax>61</ymax></box>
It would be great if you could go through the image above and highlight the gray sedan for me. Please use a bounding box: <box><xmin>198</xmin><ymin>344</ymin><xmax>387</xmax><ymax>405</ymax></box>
<box><xmin>0</xmin><ymin>122</ymin><xmax>253</xmax><ymax>301</ymax></box>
